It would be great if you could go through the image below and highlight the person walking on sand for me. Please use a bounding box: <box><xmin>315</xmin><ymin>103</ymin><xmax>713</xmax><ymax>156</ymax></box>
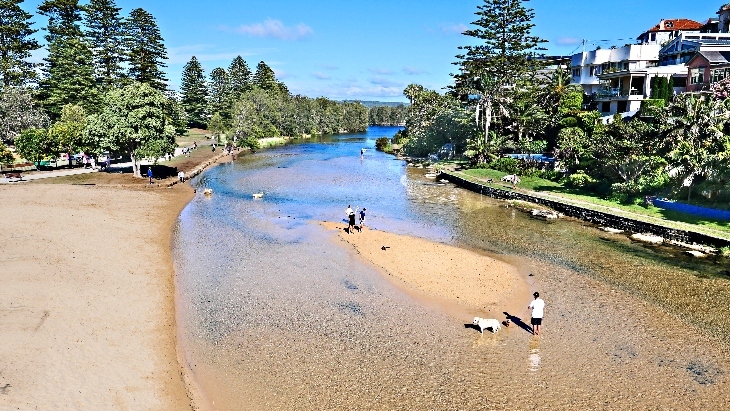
<box><xmin>346</xmin><ymin>205</ymin><xmax>356</xmax><ymax>234</ymax></box>
<box><xmin>147</xmin><ymin>166</ymin><xmax>153</xmax><ymax>184</ymax></box>
<box><xmin>359</xmin><ymin>208</ymin><xmax>366</xmax><ymax>227</ymax></box>
<box><xmin>528</xmin><ymin>292</ymin><xmax>545</xmax><ymax>336</ymax></box>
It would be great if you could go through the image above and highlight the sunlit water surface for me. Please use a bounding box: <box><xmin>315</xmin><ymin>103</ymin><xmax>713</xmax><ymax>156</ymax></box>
<box><xmin>173</xmin><ymin>126</ymin><xmax>730</xmax><ymax>410</ymax></box>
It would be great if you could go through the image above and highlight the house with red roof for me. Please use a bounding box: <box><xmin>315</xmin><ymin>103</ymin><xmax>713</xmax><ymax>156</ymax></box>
<box><xmin>637</xmin><ymin>19</ymin><xmax>704</xmax><ymax>45</ymax></box>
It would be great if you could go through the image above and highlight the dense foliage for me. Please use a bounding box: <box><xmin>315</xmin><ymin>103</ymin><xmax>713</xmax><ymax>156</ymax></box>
<box><xmin>368</xmin><ymin>104</ymin><xmax>406</xmax><ymax>126</ymax></box>
<box><xmin>395</xmin><ymin>0</ymin><xmax>730</xmax><ymax>208</ymax></box>
<box><xmin>197</xmin><ymin>56</ymin><xmax>368</xmax><ymax>140</ymax></box>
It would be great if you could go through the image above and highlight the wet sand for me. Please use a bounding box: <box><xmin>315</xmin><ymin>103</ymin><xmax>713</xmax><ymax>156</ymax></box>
<box><xmin>318</xmin><ymin>222</ymin><xmax>730</xmax><ymax>410</ymax></box>
<box><xmin>0</xmin><ymin>184</ymin><xmax>194</xmax><ymax>410</ymax></box>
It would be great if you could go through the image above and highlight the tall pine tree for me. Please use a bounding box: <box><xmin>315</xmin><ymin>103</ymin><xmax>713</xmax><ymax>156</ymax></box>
<box><xmin>180</xmin><ymin>56</ymin><xmax>208</xmax><ymax>128</ymax></box>
<box><xmin>253</xmin><ymin>61</ymin><xmax>277</xmax><ymax>92</ymax></box>
<box><xmin>125</xmin><ymin>8</ymin><xmax>167</xmax><ymax>91</ymax></box>
<box><xmin>38</xmin><ymin>0</ymin><xmax>98</xmax><ymax>117</ymax></box>
<box><xmin>228</xmin><ymin>56</ymin><xmax>251</xmax><ymax>99</ymax></box>
<box><xmin>0</xmin><ymin>0</ymin><xmax>41</xmax><ymax>87</ymax></box>
<box><xmin>453</xmin><ymin>0</ymin><xmax>547</xmax><ymax>144</ymax></box>
<box><xmin>208</xmin><ymin>67</ymin><xmax>229</xmax><ymax>118</ymax></box>
<box><xmin>83</xmin><ymin>0</ymin><xmax>127</xmax><ymax>90</ymax></box>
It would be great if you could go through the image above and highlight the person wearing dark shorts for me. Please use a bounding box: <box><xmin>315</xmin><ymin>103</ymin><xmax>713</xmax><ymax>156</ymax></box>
<box><xmin>528</xmin><ymin>291</ymin><xmax>545</xmax><ymax>336</ymax></box>
<box><xmin>346</xmin><ymin>205</ymin><xmax>355</xmax><ymax>234</ymax></box>
<box><xmin>359</xmin><ymin>208</ymin><xmax>366</xmax><ymax>227</ymax></box>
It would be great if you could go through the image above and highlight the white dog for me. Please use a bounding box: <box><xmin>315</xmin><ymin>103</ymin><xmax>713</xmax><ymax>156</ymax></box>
<box><xmin>473</xmin><ymin>317</ymin><xmax>501</xmax><ymax>333</ymax></box>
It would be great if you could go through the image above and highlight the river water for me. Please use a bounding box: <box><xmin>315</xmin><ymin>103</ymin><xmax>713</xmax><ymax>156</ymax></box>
<box><xmin>173</xmin><ymin>126</ymin><xmax>730</xmax><ymax>410</ymax></box>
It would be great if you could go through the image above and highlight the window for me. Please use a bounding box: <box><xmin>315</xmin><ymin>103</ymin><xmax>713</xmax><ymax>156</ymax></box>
<box><xmin>690</xmin><ymin>67</ymin><xmax>704</xmax><ymax>84</ymax></box>
<box><xmin>711</xmin><ymin>67</ymin><xmax>730</xmax><ymax>83</ymax></box>
<box><xmin>590</xmin><ymin>65</ymin><xmax>602</xmax><ymax>76</ymax></box>
<box><xmin>572</xmin><ymin>68</ymin><xmax>581</xmax><ymax>77</ymax></box>
<box><xmin>601</xmin><ymin>102</ymin><xmax>610</xmax><ymax>112</ymax></box>
<box><xmin>650</xmin><ymin>33</ymin><xmax>656</xmax><ymax>42</ymax></box>
<box><xmin>673</xmin><ymin>77</ymin><xmax>686</xmax><ymax>87</ymax></box>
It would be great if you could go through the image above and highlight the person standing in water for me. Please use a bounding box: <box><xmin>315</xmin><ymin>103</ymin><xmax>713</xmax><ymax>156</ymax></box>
<box><xmin>346</xmin><ymin>205</ymin><xmax>356</xmax><ymax>234</ymax></box>
<box><xmin>359</xmin><ymin>208</ymin><xmax>366</xmax><ymax>227</ymax></box>
<box><xmin>528</xmin><ymin>292</ymin><xmax>545</xmax><ymax>336</ymax></box>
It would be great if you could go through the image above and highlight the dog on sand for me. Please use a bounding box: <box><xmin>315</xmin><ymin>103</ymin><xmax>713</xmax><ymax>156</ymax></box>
<box><xmin>473</xmin><ymin>317</ymin><xmax>501</xmax><ymax>333</ymax></box>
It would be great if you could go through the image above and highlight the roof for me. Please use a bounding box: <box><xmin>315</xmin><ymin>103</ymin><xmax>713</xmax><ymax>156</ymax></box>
<box><xmin>688</xmin><ymin>50</ymin><xmax>730</xmax><ymax>65</ymax></box>
<box><xmin>643</xmin><ymin>19</ymin><xmax>703</xmax><ymax>34</ymax></box>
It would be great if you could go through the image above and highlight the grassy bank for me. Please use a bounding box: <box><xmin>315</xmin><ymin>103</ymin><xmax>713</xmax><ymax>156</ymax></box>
<box><xmin>453</xmin><ymin>168</ymin><xmax>730</xmax><ymax>240</ymax></box>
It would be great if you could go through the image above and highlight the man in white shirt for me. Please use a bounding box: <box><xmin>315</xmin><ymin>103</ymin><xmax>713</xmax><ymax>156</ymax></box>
<box><xmin>345</xmin><ymin>205</ymin><xmax>355</xmax><ymax>234</ymax></box>
<box><xmin>528</xmin><ymin>292</ymin><xmax>545</xmax><ymax>336</ymax></box>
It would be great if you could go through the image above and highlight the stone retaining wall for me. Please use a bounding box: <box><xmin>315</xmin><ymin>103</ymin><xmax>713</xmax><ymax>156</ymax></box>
<box><xmin>439</xmin><ymin>172</ymin><xmax>730</xmax><ymax>249</ymax></box>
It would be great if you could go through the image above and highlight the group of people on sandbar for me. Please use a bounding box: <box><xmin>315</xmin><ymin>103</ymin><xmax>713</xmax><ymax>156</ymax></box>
<box><xmin>345</xmin><ymin>205</ymin><xmax>366</xmax><ymax>234</ymax></box>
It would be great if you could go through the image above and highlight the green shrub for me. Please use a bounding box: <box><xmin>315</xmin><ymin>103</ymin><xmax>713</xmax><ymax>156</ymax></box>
<box><xmin>241</xmin><ymin>136</ymin><xmax>260</xmax><ymax>152</ymax></box>
<box><xmin>559</xmin><ymin>117</ymin><xmax>578</xmax><ymax>128</ymax></box>
<box><xmin>489</xmin><ymin>157</ymin><xmax>520</xmax><ymax>174</ymax></box>
<box><xmin>640</xmin><ymin>99</ymin><xmax>666</xmax><ymax>117</ymax></box>
<box><xmin>566</xmin><ymin>171</ymin><xmax>597</xmax><ymax>188</ymax></box>
<box><xmin>721</xmin><ymin>246</ymin><xmax>730</xmax><ymax>257</ymax></box>
<box><xmin>539</xmin><ymin>169</ymin><xmax>562</xmax><ymax>181</ymax></box>
<box><xmin>375</xmin><ymin>137</ymin><xmax>390</xmax><ymax>152</ymax></box>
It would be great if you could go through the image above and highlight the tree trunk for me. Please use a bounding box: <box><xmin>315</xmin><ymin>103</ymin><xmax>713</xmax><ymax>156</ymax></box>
<box><xmin>687</xmin><ymin>181</ymin><xmax>692</xmax><ymax>202</ymax></box>
<box><xmin>131</xmin><ymin>152</ymin><xmax>140</xmax><ymax>178</ymax></box>
<box><xmin>484</xmin><ymin>98</ymin><xmax>492</xmax><ymax>146</ymax></box>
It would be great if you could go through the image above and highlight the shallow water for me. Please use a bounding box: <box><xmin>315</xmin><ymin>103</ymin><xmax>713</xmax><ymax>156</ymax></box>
<box><xmin>174</xmin><ymin>126</ymin><xmax>730</xmax><ymax>410</ymax></box>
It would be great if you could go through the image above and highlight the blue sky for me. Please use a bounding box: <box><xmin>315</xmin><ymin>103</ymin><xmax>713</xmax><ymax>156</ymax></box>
<box><xmin>22</xmin><ymin>0</ymin><xmax>721</xmax><ymax>102</ymax></box>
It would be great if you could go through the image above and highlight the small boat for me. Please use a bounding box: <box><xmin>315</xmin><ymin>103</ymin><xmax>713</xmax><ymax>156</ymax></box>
<box><xmin>203</xmin><ymin>188</ymin><xmax>213</xmax><ymax>196</ymax></box>
<box><xmin>252</xmin><ymin>192</ymin><xmax>264</xmax><ymax>199</ymax></box>
<box><xmin>424</xmin><ymin>173</ymin><xmax>438</xmax><ymax>179</ymax></box>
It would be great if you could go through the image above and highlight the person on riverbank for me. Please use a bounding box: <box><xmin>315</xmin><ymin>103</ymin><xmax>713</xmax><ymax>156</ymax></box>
<box><xmin>346</xmin><ymin>205</ymin><xmax>356</xmax><ymax>234</ymax></box>
<box><xmin>178</xmin><ymin>170</ymin><xmax>185</xmax><ymax>183</ymax></box>
<box><xmin>147</xmin><ymin>167</ymin><xmax>153</xmax><ymax>184</ymax></box>
<box><xmin>359</xmin><ymin>208</ymin><xmax>366</xmax><ymax>227</ymax></box>
<box><xmin>529</xmin><ymin>292</ymin><xmax>545</xmax><ymax>336</ymax></box>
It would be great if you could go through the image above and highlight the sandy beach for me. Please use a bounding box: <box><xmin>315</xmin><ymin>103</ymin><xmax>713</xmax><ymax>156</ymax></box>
<box><xmin>0</xmin><ymin>183</ymin><xmax>194</xmax><ymax>410</ymax></box>
<box><xmin>321</xmin><ymin>221</ymin><xmax>530</xmax><ymax>319</ymax></box>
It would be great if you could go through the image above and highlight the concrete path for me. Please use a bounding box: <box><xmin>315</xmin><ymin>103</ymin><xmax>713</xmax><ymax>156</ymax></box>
<box><xmin>1</xmin><ymin>167</ymin><xmax>98</xmax><ymax>184</ymax></box>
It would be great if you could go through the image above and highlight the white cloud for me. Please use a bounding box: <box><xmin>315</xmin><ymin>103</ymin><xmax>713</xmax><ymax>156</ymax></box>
<box><xmin>233</xmin><ymin>19</ymin><xmax>313</xmax><ymax>41</ymax></box>
<box><xmin>556</xmin><ymin>37</ymin><xmax>582</xmax><ymax>46</ymax></box>
<box><xmin>440</xmin><ymin>23</ymin><xmax>468</xmax><ymax>35</ymax></box>
<box><xmin>273</xmin><ymin>68</ymin><xmax>294</xmax><ymax>79</ymax></box>
<box><xmin>402</xmin><ymin>66</ymin><xmax>426</xmax><ymax>75</ymax></box>
<box><xmin>368</xmin><ymin>68</ymin><xmax>394</xmax><ymax>75</ymax></box>
<box><xmin>166</xmin><ymin>44</ymin><xmax>262</xmax><ymax>65</ymax></box>
<box><xmin>312</xmin><ymin>72</ymin><xmax>331</xmax><ymax>80</ymax></box>
<box><xmin>369</xmin><ymin>77</ymin><xmax>403</xmax><ymax>88</ymax></box>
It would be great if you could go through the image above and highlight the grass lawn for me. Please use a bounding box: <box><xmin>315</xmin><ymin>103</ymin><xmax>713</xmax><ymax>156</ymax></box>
<box><xmin>459</xmin><ymin>168</ymin><xmax>730</xmax><ymax>239</ymax></box>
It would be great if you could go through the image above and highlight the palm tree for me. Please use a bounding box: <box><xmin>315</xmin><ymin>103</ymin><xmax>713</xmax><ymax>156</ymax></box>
<box><xmin>403</xmin><ymin>84</ymin><xmax>423</xmax><ymax>105</ymax></box>
<box><xmin>664</xmin><ymin>93</ymin><xmax>729</xmax><ymax>201</ymax></box>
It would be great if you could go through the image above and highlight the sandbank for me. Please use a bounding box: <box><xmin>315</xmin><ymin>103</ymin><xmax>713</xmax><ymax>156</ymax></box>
<box><xmin>321</xmin><ymin>221</ymin><xmax>530</xmax><ymax>319</ymax></box>
<box><xmin>0</xmin><ymin>183</ymin><xmax>194</xmax><ymax>410</ymax></box>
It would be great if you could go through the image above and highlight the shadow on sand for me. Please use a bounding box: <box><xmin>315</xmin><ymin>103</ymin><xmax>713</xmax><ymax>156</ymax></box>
<box><xmin>504</xmin><ymin>312</ymin><xmax>533</xmax><ymax>334</ymax></box>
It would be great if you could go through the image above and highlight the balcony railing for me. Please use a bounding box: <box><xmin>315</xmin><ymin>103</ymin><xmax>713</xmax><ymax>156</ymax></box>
<box><xmin>595</xmin><ymin>88</ymin><xmax>644</xmax><ymax>99</ymax></box>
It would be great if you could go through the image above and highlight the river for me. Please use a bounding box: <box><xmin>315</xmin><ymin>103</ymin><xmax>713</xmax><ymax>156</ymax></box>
<box><xmin>173</xmin><ymin>126</ymin><xmax>730</xmax><ymax>410</ymax></box>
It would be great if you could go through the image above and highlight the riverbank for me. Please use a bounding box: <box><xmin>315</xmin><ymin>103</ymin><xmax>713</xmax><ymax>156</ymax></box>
<box><xmin>0</xmin><ymin>183</ymin><xmax>195</xmax><ymax>409</ymax></box>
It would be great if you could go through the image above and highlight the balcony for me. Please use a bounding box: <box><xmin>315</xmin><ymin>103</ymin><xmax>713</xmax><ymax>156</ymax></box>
<box><xmin>594</xmin><ymin>87</ymin><xmax>645</xmax><ymax>100</ymax></box>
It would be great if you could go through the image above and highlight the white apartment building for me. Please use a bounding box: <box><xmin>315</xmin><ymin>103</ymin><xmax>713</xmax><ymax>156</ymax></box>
<box><xmin>571</xmin><ymin>44</ymin><xmax>685</xmax><ymax>114</ymax></box>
